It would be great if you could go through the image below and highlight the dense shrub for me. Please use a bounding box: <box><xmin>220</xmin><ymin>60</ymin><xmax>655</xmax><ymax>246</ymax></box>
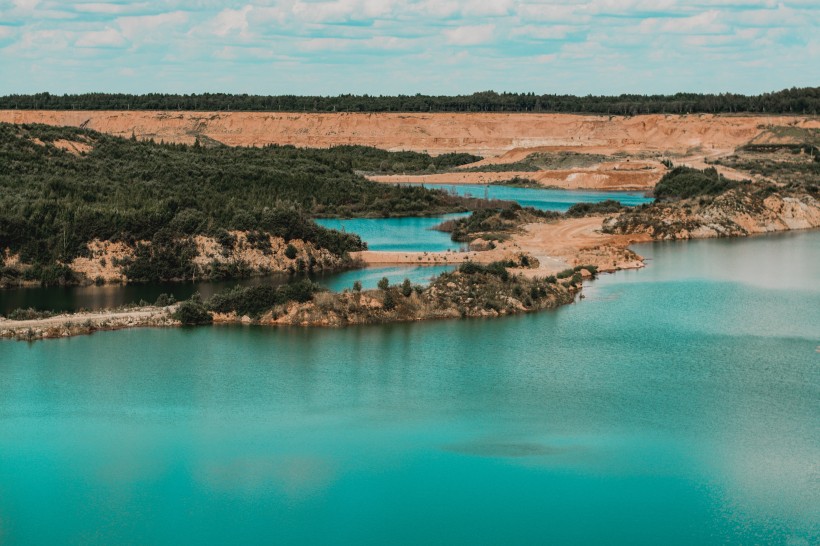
<box><xmin>121</xmin><ymin>232</ymin><xmax>198</xmax><ymax>283</ymax></box>
<box><xmin>654</xmin><ymin>167</ymin><xmax>740</xmax><ymax>200</ymax></box>
<box><xmin>206</xmin><ymin>280</ymin><xmax>320</xmax><ymax>317</ymax></box>
<box><xmin>459</xmin><ymin>261</ymin><xmax>510</xmax><ymax>281</ymax></box>
<box><xmin>172</xmin><ymin>300</ymin><xmax>212</xmax><ymax>325</ymax></box>
<box><xmin>566</xmin><ymin>200</ymin><xmax>625</xmax><ymax>217</ymax></box>
<box><xmin>6</xmin><ymin>308</ymin><xmax>55</xmax><ymax>320</ymax></box>
<box><xmin>401</xmin><ymin>278</ymin><xmax>413</xmax><ymax>297</ymax></box>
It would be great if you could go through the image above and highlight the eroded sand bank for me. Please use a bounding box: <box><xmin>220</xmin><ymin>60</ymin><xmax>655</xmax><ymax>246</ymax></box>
<box><xmin>2</xmin><ymin>110</ymin><xmax>815</xmax><ymax>156</ymax></box>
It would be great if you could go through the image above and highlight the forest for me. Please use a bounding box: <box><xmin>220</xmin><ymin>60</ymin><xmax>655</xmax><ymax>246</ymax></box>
<box><xmin>0</xmin><ymin>88</ymin><xmax>817</xmax><ymax>115</ymax></box>
<box><xmin>0</xmin><ymin>123</ymin><xmax>480</xmax><ymax>284</ymax></box>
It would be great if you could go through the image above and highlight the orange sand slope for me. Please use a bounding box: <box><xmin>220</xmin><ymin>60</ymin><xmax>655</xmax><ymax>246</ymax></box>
<box><xmin>2</xmin><ymin>110</ymin><xmax>817</xmax><ymax>157</ymax></box>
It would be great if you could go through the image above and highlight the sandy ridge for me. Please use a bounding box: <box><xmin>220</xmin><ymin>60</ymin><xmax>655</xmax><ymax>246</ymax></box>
<box><xmin>2</xmin><ymin>110</ymin><xmax>816</xmax><ymax>156</ymax></box>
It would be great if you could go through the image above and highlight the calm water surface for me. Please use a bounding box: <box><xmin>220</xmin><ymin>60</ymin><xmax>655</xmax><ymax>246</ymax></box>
<box><xmin>1</xmin><ymin>231</ymin><xmax>818</xmax><ymax>545</ymax></box>
<box><xmin>0</xmin><ymin>265</ymin><xmax>455</xmax><ymax>315</ymax></box>
<box><xmin>315</xmin><ymin>213</ymin><xmax>468</xmax><ymax>252</ymax></box>
<box><xmin>317</xmin><ymin>188</ymin><xmax>653</xmax><ymax>252</ymax></box>
<box><xmin>423</xmin><ymin>184</ymin><xmax>653</xmax><ymax>211</ymax></box>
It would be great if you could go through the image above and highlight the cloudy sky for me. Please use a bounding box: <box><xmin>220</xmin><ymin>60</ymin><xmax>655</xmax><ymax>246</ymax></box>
<box><xmin>0</xmin><ymin>0</ymin><xmax>817</xmax><ymax>95</ymax></box>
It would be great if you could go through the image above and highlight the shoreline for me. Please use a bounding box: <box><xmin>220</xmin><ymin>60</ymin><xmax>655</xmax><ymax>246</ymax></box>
<box><xmin>8</xmin><ymin>221</ymin><xmax>816</xmax><ymax>342</ymax></box>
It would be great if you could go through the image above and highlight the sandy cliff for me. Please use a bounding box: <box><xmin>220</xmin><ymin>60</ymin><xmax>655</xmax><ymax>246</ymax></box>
<box><xmin>2</xmin><ymin>110</ymin><xmax>816</xmax><ymax>156</ymax></box>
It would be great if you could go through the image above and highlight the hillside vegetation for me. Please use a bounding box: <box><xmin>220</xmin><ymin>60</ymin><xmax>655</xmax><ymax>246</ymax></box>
<box><xmin>1</xmin><ymin>88</ymin><xmax>817</xmax><ymax>114</ymax></box>
<box><xmin>0</xmin><ymin>123</ymin><xmax>481</xmax><ymax>285</ymax></box>
<box><xmin>653</xmin><ymin>167</ymin><xmax>741</xmax><ymax>199</ymax></box>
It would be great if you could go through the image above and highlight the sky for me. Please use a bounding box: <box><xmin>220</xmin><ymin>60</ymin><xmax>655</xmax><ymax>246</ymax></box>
<box><xmin>0</xmin><ymin>0</ymin><xmax>817</xmax><ymax>96</ymax></box>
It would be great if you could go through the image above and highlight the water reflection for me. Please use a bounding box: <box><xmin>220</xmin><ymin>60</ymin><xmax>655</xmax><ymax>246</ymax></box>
<box><xmin>0</xmin><ymin>265</ymin><xmax>455</xmax><ymax>315</ymax></box>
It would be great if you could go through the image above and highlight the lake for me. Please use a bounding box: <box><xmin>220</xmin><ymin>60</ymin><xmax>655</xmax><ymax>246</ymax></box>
<box><xmin>1</xmin><ymin>230</ymin><xmax>818</xmax><ymax>545</ymax></box>
<box><xmin>422</xmin><ymin>184</ymin><xmax>653</xmax><ymax>211</ymax></box>
<box><xmin>315</xmin><ymin>213</ymin><xmax>469</xmax><ymax>252</ymax></box>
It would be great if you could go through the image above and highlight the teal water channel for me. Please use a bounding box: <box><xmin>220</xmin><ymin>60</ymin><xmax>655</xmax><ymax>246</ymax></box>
<box><xmin>1</xmin><ymin>230</ymin><xmax>818</xmax><ymax>545</ymax></box>
<box><xmin>315</xmin><ymin>213</ymin><xmax>469</xmax><ymax>252</ymax></box>
<box><xmin>316</xmin><ymin>188</ymin><xmax>653</xmax><ymax>252</ymax></box>
<box><xmin>422</xmin><ymin>184</ymin><xmax>653</xmax><ymax>211</ymax></box>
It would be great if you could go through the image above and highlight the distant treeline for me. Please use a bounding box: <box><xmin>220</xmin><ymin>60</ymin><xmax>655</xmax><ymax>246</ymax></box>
<box><xmin>1</xmin><ymin>88</ymin><xmax>818</xmax><ymax>115</ymax></box>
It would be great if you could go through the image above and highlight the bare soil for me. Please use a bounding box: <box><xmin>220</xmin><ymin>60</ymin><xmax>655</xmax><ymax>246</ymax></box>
<box><xmin>2</xmin><ymin>110</ymin><xmax>816</xmax><ymax>156</ymax></box>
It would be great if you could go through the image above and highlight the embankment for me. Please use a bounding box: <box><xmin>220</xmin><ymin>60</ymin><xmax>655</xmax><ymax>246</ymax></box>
<box><xmin>2</xmin><ymin>110</ymin><xmax>816</xmax><ymax>156</ymax></box>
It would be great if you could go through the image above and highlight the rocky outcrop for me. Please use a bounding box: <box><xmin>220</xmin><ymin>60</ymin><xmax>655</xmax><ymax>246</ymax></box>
<box><xmin>191</xmin><ymin>231</ymin><xmax>346</xmax><ymax>277</ymax></box>
<box><xmin>604</xmin><ymin>187</ymin><xmax>820</xmax><ymax>240</ymax></box>
<box><xmin>251</xmin><ymin>270</ymin><xmax>577</xmax><ymax>327</ymax></box>
<box><xmin>60</xmin><ymin>231</ymin><xmax>349</xmax><ymax>286</ymax></box>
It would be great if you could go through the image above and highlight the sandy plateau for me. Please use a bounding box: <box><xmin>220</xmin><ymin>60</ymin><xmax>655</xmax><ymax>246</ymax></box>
<box><xmin>4</xmin><ymin>111</ymin><xmax>815</xmax><ymax>155</ymax></box>
<box><xmin>5</xmin><ymin>110</ymin><xmax>815</xmax><ymax>192</ymax></box>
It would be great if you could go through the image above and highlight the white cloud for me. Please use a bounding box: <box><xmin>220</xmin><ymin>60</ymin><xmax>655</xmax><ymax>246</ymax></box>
<box><xmin>0</xmin><ymin>26</ymin><xmax>17</xmax><ymax>40</ymax></box>
<box><xmin>72</xmin><ymin>3</ymin><xmax>145</xmax><ymax>15</ymax></box>
<box><xmin>210</xmin><ymin>5</ymin><xmax>253</xmax><ymax>38</ymax></box>
<box><xmin>444</xmin><ymin>24</ymin><xmax>495</xmax><ymax>46</ymax></box>
<box><xmin>639</xmin><ymin>10</ymin><xmax>728</xmax><ymax>35</ymax></box>
<box><xmin>116</xmin><ymin>11</ymin><xmax>189</xmax><ymax>42</ymax></box>
<box><xmin>75</xmin><ymin>27</ymin><xmax>126</xmax><ymax>47</ymax></box>
<box><xmin>0</xmin><ymin>0</ymin><xmax>816</xmax><ymax>94</ymax></box>
<box><xmin>12</xmin><ymin>0</ymin><xmax>40</xmax><ymax>9</ymax></box>
<box><xmin>516</xmin><ymin>3</ymin><xmax>591</xmax><ymax>23</ymax></box>
<box><xmin>512</xmin><ymin>24</ymin><xmax>577</xmax><ymax>40</ymax></box>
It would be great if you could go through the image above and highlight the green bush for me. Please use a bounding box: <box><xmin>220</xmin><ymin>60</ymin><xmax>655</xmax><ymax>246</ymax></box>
<box><xmin>172</xmin><ymin>300</ymin><xmax>212</xmax><ymax>325</ymax></box>
<box><xmin>401</xmin><ymin>278</ymin><xmax>413</xmax><ymax>297</ymax></box>
<box><xmin>154</xmin><ymin>293</ymin><xmax>176</xmax><ymax>307</ymax></box>
<box><xmin>566</xmin><ymin>200</ymin><xmax>624</xmax><ymax>217</ymax></box>
<box><xmin>654</xmin><ymin>167</ymin><xmax>739</xmax><ymax>200</ymax></box>
<box><xmin>7</xmin><ymin>308</ymin><xmax>55</xmax><ymax>321</ymax></box>
<box><xmin>458</xmin><ymin>261</ymin><xmax>510</xmax><ymax>282</ymax></box>
<box><xmin>206</xmin><ymin>280</ymin><xmax>320</xmax><ymax>317</ymax></box>
<box><xmin>383</xmin><ymin>290</ymin><xmax>397</xmax><ymax>310</ymax></box>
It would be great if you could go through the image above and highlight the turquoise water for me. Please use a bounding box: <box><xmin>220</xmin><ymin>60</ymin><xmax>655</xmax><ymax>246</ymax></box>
<box><xmin>315</xmin><ymin>213</ymin><xmax>468</xmax><ymax>252</ymax></box>
<box><xmin>424</xmin><ymin>184</ymin><xmax>654</xmax><ymax>211</ymax></box>
<box><xmin>1</xmin><ymin>231</ymin><xmax>818</xmax><ymax>545</ymax></box>
<box><xmin>317</xmin><ymin>188</ymin><xmax>652</xmax><ymax>252</ymax></box>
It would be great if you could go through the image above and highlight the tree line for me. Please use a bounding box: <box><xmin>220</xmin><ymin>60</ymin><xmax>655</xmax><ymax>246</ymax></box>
<box><xmin>1</xmin><ymin>88</ymin><xmax>817</xmax><ymax>115</ymax></box>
